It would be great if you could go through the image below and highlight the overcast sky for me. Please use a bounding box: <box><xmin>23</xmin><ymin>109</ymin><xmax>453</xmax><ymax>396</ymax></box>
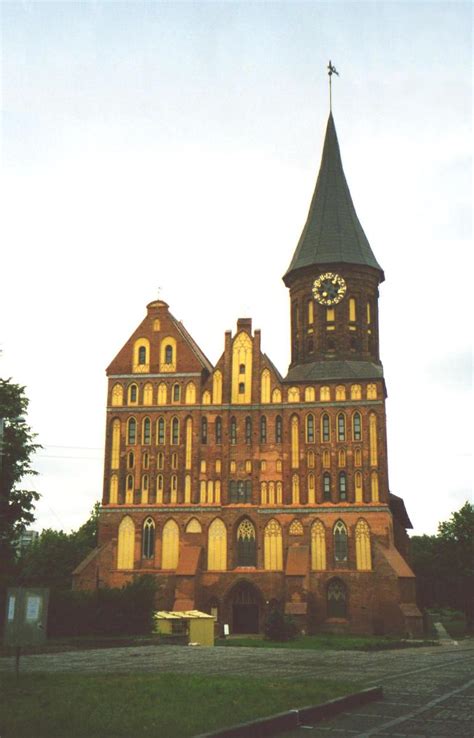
<box><xmin>1</xmin><ymin>1</ymin><xmax>471</xmax><ymax>537</ymax></box>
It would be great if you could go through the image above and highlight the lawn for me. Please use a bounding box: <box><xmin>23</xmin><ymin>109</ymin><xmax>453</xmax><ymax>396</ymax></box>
<box><xmin>0</xmin><ymin>672</ymin><xmax>359</xmax><ymax>738</ymax></box>
<box><xmin>216</xmin><ymin>633</ymin><xmax>437</xmax><ymax>650</ymax></box>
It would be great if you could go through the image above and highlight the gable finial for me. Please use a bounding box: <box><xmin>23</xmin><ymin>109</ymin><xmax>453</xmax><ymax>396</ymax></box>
<box><xmin>327</xmin><ymin>60</ymin><xmax>339</xmax><ymax>112</ymax></box>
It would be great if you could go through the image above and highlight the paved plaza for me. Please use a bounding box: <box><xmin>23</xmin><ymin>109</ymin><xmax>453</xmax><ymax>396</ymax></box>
<box><xmin>1</xmin><ymin>641</ymin><xmax>472</xmax><ymax>736</ymax></box>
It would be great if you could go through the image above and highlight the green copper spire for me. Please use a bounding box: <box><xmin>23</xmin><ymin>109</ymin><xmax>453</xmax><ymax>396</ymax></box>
<box><xmin>283</xmin><ymin>113</ymin><xmax>383</xmax><ymax>284</ymax></box>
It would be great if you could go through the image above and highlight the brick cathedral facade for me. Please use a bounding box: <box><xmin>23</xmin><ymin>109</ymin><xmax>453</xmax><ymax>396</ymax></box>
<box><xmin>74</xmin><ymin>113</ymin><xmax>422</xmax><ymax>636</ymax></box>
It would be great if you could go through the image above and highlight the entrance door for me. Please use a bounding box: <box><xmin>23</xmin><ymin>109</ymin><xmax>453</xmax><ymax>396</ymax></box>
<box><xmin>231</xmin><ymin>583</ymin><xmax>260</xmax><ymax>634</ymax></box>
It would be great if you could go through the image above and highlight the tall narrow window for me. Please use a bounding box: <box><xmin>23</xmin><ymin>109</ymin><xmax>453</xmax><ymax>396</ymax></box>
<box><xmin>334</xmin><ymin>521</ymin><xmax>348</xmax><ymax>563</ymax></box>
<box><xmin>126</xmin><ymin>473</ymin><xmax>134</xmax><ymax>504</ymax></box>
<box><xmin>128</xmin><ymin>384</ymin><xmax>138</xmax><ymax>405</ymax></box>
<box><xmin>162</xmin><ymin>519</ymin><xmax>179</xmax><ymax>569</ymax></box>
<box><xmin>349</xmin><ymin>298</ymin><xmax>356</xmax><ymax>322</ymax></box>
<box><xmin>352</xmin><ymin>412</ymin><xmax>362</xmax><ymax>441</ymax></box>
<box><xmin>322</xmin><ymin>448</ymin><xmax>330</xmax><ymax>469</ymax></box>
<box><xmin>371</xmin><ymin>471</ymin><xmax>379</xmax><ymax>502</ymax></box>
<box><xmin>127</xmin><ymin>418</ymin><xmax>136</xmax><ymax>445</ymax></box>
<box><xmin>208</xmin><ymin>518</ymin><xmax>227</xmax><ymax>571</ymax></box>
<box><xmin>292</xmin><ymin>474</ymin><xmax>300</xmax><ymax>504</ymax></box>
<box><xmin>338</xmin><ymin>448</ymin><xmax>346</xmax><ymax>467</ymax></box>
<box><xmin>261</xmin><ymin>369</ymin><xmax>271</xmax><ymax>403</ymax></box>
<box><xmin>311</xmin><ymin>520</ymin><xmax>326</xmax><ymax>570</ymax></box>
<box><xmin>306</xmin><ymin>414</ymin><xmax>315</xmax><ymax>443</ymax></box>
<box><xmin>171</xmin><ymin>417</ymin><xmax>179</xmax><ymax>445</ymax></box>
<box><xmin>156</xmin><ymin>475</ymin><xmax>164</xmax><ymax>504</ymax></box>
<box><xmin>355</xmin><ymin>519</ymin><xmax>372</xmax><ymax>570</ymax></box>
<box><xmin>165</xmin><ymin>345</ymin><xmax>173</xmax><ymax>364</ymax></box>
<box><xmin>201</xmin><ymin>417</ymin><xmax>208</xmax><ymax>444</ymax></box>
<box><xmin>142</xmin><ymin>417</ymin><xmax>151</xmax><ymax>445</ymax></box>
<box><xmin>327</xmin><ymin>579</ymin><xmax>347</xmax><ymax>618</ymax></box>
<box><xmin>307</xmin><ymin>449</ymin><xmax>315</xmax><ymax>468</ymax></box>
<box><xmin>230</xmin><ymin>417</ymin><xmax>237</xmax><ymax>445</ymax></box>
<box><xmin>157</xmin><ymin>417</ymin><xmax>165</xmax><ymax>444</ymax></box>
<box><xmin>143</xmin><ymin>383</ymin><xmax>153</xmax><ymax>405</ymax></box>
<box><xmin>142</xmin><ymin>452</ymin><xmax>149</xmax><ymax>470</ymax></box>
<box><xmin>142</xmin><ymin>518</ymin><xmax>155</xmax><ymax>559</ymax></box>
<box><xmin>237</xmin><ymin>519</ymin><xmax>256</xmax><ymax>566</ymax></box>
<box><xmin>109</xmin><ymin>474</ymin><xmax>118</xmax><ymax>504</ymax></box>
<box><xmin>157</xmin><ymin>452</ymin><xmax>164</xmax><ymax>470</ymax></box>
<box><xmin>338</xmin><ymin>472</ymin><xmax>347</xmax><ymax>501</ymax></box>
<box><xmin>323</xmin><ymin>473</ymin><xmax>331</xmax><ymax>502</ymax></box>
<box><xmin>111</xmin><ymin>419</ymin><xmax>120</xmax><ymax>470</ymax></box>
<box><xmin>369</xmin><ymin>413</ymin><xmax>378</xmax><ymax>466</ymax></box>
<box><xmin>307</xmin><ymin>473</ymin><xmax>315</xmax><ymax>504</ymax></box>
<box><xmin>307</xmin><ymin>299</ymin><xmax>314</xmax><ymax>324</ymax></box>
<box><xmin>185</xmin><ymin>382</ymin><xmax>196</xmax><ymax>404</ymax></box>
<box><xmin>212</xmin><ymin>370</ymin><xmax>223</xmax><ymax>404</ymax></box>
<box><xmin>291</xmin><ymin>416</ymin><xmax>299</xmax><ymax>468</ymax></box>
<box><xmin>117</xmin><ymin>516</ymin><xmax>135</xmax><ymax>569</ymax></box>
<box><xmin>170</xmin><ymin>474</ymin><xmax>178</xmax><ymax>504</ymax></box>
<box><xmin>215</xmin><ymin>416</ymin><xmax>222</xmax><ymax>444</ymax></box>
<box><xmin>141</xmin><ymin>474</ymin><xmax>149</xmax><ymax>504</ymax></box>
<box><xmin>112</xmin><ymin>384</ymin><xmax>124</xmax><ymax>406</ymax></box>
<box><xmin>172</xmin><ymin>383</ymin><xmax>180</xmax><ymax>402</ymax></box>
<box><xmin>245</xmin><ymin>417</ymin><xmax>252</xmax><ymax>444</ymax></box>
<box><xmin>138</xmin><ymin>346</ymin><xmax>147</xmax><ymax>365</ymax></box>
<box><xmin>157</xmin><ymin>383</ymin><xmax>167</xmax><ymax>405</ymax></box>
<box><xmin>260</xmin><ymin>416</ymin><xmax>267</xmax><ymax>443</ymax></box>
<box><xmin>264</xmin><ymin>519</ymin><xmax>283</xmax><ymax>570</ymax></box>
<box><xmin>185</xmin><ymin>417</ymin><xmax>192</xmax><ymax>470</ymax></box>
<box><xmin>322</xmin><ymin>414</ymin><xmax>330</xmax><ymax>442</ymax></box>
<box><xmin>275</xmin><ymin>415</ymin><xmax>282</xmax><ymax>443</ymax></box>
<box><xmin>337</xmin><ymin>413</ymin><xmax>346</xmax><ymax>442</ymax></box>
<box><xmin>355</xmin><ymin>471</ymin><xmax>363</xmax><ymax>502</ymax></box>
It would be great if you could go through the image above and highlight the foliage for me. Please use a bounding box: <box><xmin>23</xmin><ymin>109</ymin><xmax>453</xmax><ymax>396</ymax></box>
<box><xmin>0</xmin><ymin>379</ymin><xmax>41</xmax><ymax>568</ymax></box>
<box><xmin>411</xmin><ymin>502</ymin><xmax>474</xmax><ymax>631</ymax></box>
<box><xmin>16</xmin><ymin>503</ymin><xmax>100</xmax><ymax>590</ymax></box>
<box><xmin>263</xmin><ymin>608</ymin><xmax>298</xmax><ymax>642</ymax></box>
<box><xmin>47</xmin><ymin>575</ymin><xmax>157</xmax><ymax>637</ymax></box>
<box><xmin>0</xmin><ymin>672</ymin><xmax>358</xmax><ymax>738</ymax></box>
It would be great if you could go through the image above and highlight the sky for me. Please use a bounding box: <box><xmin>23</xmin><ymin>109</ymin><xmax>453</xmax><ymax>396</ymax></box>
<box><xmin>0</xmin><ymin>1</ymin><xmax>472</xmax><ymax>537</ymax></box>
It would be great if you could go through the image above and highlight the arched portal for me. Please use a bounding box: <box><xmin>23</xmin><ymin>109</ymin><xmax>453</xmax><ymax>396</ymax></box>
<box><xmin>228</xmin><ymin>581</ymin><xmax>262</xmax><ymax>634</ymax></box>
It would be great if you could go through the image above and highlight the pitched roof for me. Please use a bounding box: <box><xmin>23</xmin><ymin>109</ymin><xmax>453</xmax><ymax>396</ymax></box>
<box><xmin>284</xmin><ymin>113</ymin><xmax>383</xmax><ymax>283</ymax></box>
<box><xmin>284</xmin><ymin>359</ymin><xmax>384</xmax><ymax>383</ymax></box>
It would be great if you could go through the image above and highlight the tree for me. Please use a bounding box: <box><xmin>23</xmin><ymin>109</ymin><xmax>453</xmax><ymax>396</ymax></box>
<box><xmin>0</xmin><ymin>379</ymin><xmax>41</xmax><ymax>574</ymax></box>
<box><xmin>437</xmin><ymin>502</ymin><xmax>474</xmax><ymax>579</ymax></box>
<box><xmin>17</xmin><ymin>503</ymin><xmax>100</xmax><ymax>590</ymax></box>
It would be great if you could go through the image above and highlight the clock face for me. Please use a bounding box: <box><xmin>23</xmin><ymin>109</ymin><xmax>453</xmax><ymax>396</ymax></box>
<box><xmin>312</xmin><ymin>272</ymin><xmax>347</xmax><ymax>306</ymax></box>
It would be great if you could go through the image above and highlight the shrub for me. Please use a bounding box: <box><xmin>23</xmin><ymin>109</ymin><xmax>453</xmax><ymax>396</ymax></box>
<box><xmin>264</xmin><ymin>609</ymin><xmax>298</xmax><ymax>642</ymax></box>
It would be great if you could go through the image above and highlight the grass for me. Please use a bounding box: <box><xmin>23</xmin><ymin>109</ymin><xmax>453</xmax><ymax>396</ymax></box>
<box><xmin>0</xmin><ymin>672</ymin><xmax>358</xmax><ymax>738</ymax></box>
<box><xmin>427</xmin><ymin>608</ymin><xmax>468</xmax><ymax>639</ymax></box>
<box><xmin>216</xmin><ymin>633</ymin><xmax>437</xmax><ymax>650</ymax></box>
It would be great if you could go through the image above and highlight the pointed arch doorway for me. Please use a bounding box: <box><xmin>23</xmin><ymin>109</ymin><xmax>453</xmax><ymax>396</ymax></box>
<box><xmin>229</xmin><ymin>581</ymin><xmax>261</xmax><ymax>634</ymax></box>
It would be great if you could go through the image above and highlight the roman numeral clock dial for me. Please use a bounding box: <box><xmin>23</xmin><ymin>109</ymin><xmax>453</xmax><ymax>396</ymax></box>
<box><xmin>312</xmin><ymin>272</ymin><xmax>347</xmax><ymax>306</ymax></box>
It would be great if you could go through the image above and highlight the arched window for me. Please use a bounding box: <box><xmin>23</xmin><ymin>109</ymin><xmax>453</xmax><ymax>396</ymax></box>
<box><xmin>165</xmin><ymin>345</ymin><xmax>173</xmax><ymax>364</ymax></box>
<box><xmin>320</xmin><ymin>386</ymin><xmax>330</xmax><ymax>402</ymax></box>
<box><xmin>334</xmin><ymin>521</ymin><xmax>348</xmax><ymax>563</ymax></box>
<box><xmin>307</xmin><ymin>472</ymin><xmax>315</xmax><ymax>504</ymax></box>
<box><xmin>337</xmin><ymin>413</ymin><xmax>346</xmax><ymax>442</ymax></box>
<box><xmin>208</xmin><ymin>518</ymin><xmax>227</xmax><ymax>571</ymax></box>
<box><xmin>212</xmin><ymin>370</ymin><xmax>223</xmax><ymax>404</ymax></box>
<box><xmin>276</xmin><ymin>459</ymin><xmax>282</xmax><ymax>473</ymax></box>
<box><xmin>264</xmin><ymin>519</ymin><xmax>283</xmax><ymax>570</ymax></box>
<box><xmin>157</xmin><ymin>452</ymin><xmax>164</xmax><ymax>470</ymax></box>
<box><xmin>185</xmin><ymin>382</ymin><xmax>196</xmax><ymax>404</ymax></box>
<box><xmin>128</xmin><ymin>383</ymin><xmax>138</xmax><ymax>405</ymax></box>
<box><xmin>215</xmin><ymin>416</ymin><xmax>222</xmax><ymax>444</ymax></box>
<box><xmin>354</xmin><ymin>447</ymin><xmax>362</xmax><ymax>467</ymax></box>
<box><xmin>141</xmin><ymin>474</ymin><xmax>149</xmax><ymax>504</ymax></box>
<box><xmin>307</xmin><ymin>449</ymin><xmax>315</xmax><ymax>468</ymax></box>
<box><xmin>338</xmin><ymin>472</ymin><xmax>347</xmax><ymax>501</ymax></box>
<box><xmin>109</xmin><ymin>474</ymin><xmax>118</xmax><ymax>504</ymax></box>
<box><xmin>338</xmin><ymin>448</ymin><xmax>346</xmax><ymax>467</ymax></box>
<box><xmin>143</xmin><ymin>383</ymin><xmax>153</xmax><ymax>405</ymax></box>
<box><xmin>311</xmin><ymin>520</ymin><xmax>326</xmax><ymax>570</ymax></box>
<box><xmin>202</xmin><ymin>390</ymin><xmax>211</xmax><ymax>405</ymax></box>
<box><xmin>371</xmin><ymin>471</ymin><xmax>379</xmax><ymax>502</ymax></box>
<box><xmin>111</xmin><ymin>383</ymin><xmax>123</xmax><ymax>406</ymax></box>
<box><xmin>186</xmin><ymin>518</ymin><xmax>201</xmax><ymax>533</ymax></box>
<box><xmin>369</xmin><ymin>413</ymin><xmax>378</xmax><ymax>466</ymax></box>
<box><xmin>172</xmin><ymin>383</ymin><xmax>181</xmax><ymax>403</ymax></box>
<box><xmin>142</xmin><ymin>518</ymin><xmax>155</xmax><ymax>559</ymax></box>
<box><xmin>261</xmin><ymin>369</ymin><xmax>271</xmax><ymax>403</ymax></box>
<box><xmin>260</xmin><ymin>481</ymin><xmax>267</xmax><ymax>505</ymax></box>
<box><xmin>125</xmin><ymin>473</ymin><xmax>134</xmax><ymax>504</ymax></box>
<box><xmin>349</xmin><ymin>297</ymin><xmax>356</xmax><ymax>322</ymax></box>
<box><xmin>138</xmin><ymin>346</ymin><xmax>147</xmax><ymax>365</ymax></box>
<box><xmin>352</xmin><ymin>412</ymin><xmax>362</xmax><ymax>441</ymax></box>
<box><xmin>335</xmin><ymin>385</ymin><xmax>346</xmax><ymax>401</ymax></box>
<box><xmin>305</xmin><ymin>386</ymin><xmax>315</xmax><ymax>402</ymax></box>
<box><xmin>184</xmin><ymin>474</ymin><xmax>192</xmax><ymax>503</ymax></box>
<box><xmin>288</xmin><ymin>386</ymin><xmax>300</xmax><ymax>403</ymax></box>
<box><xmin>111</xmin><ymin>419</ymin><xmax>120</xmax><ymax>470</ymax></box>
<box><xmin>185</xmin><ymin>417</ymin><xmax>192</xmax><ymax>470</ymax></box>
<box><xmin>322</xmin><ymin>448</ymin><xmax>330</xmax><ymax>469</ymax></box>
<box><xmin>170</xmin><ymin>474</ymin><xmax>178</xmax><ymax>504</ymax></box>
<box><xmin>230</xmin><ymin>417</ymin><xmax>237</xmax><ymax>445</ymax></box>
<box><xmin>142</xmin><ymin>417</ymin><xmax>151</xmax><ymax>445</ymax></box>
<box><xmin>355</xmin><ymin>519</ymin><xmax>372</xmax><ymax>570</ymax></box>
<box><xmin>171</xmin><ymin>417</ymin><xmax>179</xmax><ymax>445</ymax></box>
<box><xmin>117</xmin><ymin>516</ymin><xmax>135</xmax><ymax>569</ymax></box>
<box><xmin>162</xmin><ymin>519</ymin><xmax>179</xmax><ymax>569</ymax></box>
<box><xmin>323</xmin><ymin>472</ymin><xmax>331</xmax><ymax>501</ymax></box>
<box><xmin>237</xmin><ymin>519</ymin><xmax>256</xmax><ymax>566</ymax></box>
<box><xmin>327</xmin><ymin>578</ymin><xmax>347</xmax><ymax>618</ymax></box>
<box><xmin>321</xmin><ymin>414</ymin><xmax>330</xmax><ymax>442</ymax></box>
<box><xmin>276</xmin><ymin>481</ymin><xmax>282</xmax><ymax>504</ymax></box>
<box><xmin>156</xmin><ymin>474</ymin><xmax>164</xmax><ymax>504</ymax></box>
<box><xmin>272</xmin><ymin>388</ymin><xmax>282</xmax><ymax>403</ymax></box>
<box><xmin>127</xmin><ymin>417</ymin><xmax>136</xmax><ymax>445</ymax></box>
<box><xmin>351</xmin><ymin>384</ymin><xmax>362</xmax><ymax>400</ymax></box>
<box><xmin>201</xmin><ymin>417</ymin><xmax>208</xmax><ymax>444</ymax></box>
<box><xmin>289</xmin><ymin>520</ymin><xmax>303</xmax><ymax>536</ymax></box>
<box><xmin>245</xmin><ymin>417</ymin><xmax>252</xmax><ymax>444</ymax></box>
<box><xmin>291</xmin><ymin>416</ymin><xmax>299</xmax><ymax>468</ymax></box>
<box><xmin>157</xmin><ymin>417</ymin><xmax>165</xmax><ymax>445</ymax></box>
<box><xmin>127</xmin><ymin>451</ymin><xmax>135</xmax><ymax>469</ymax></box>
<box><xmin>157</xmin><ymin>383</ymin><xmax>167</xmax><ymax>405</ymax></box>
<box><xmin>275</xmin><ymin>415</ymin><xmax>282</xmax><ymax>443</ymax></box>
<box><xmin>292</xmin><ymin>474</ymin><xmax>300</xmax><ymax>504</ymax></box>
<box><xmin>260</xmin><ymin>416</ymin><xmax>267</xmax><ymax>443</ymax></box>
<box><xmin>367</xmin><ymin>383</ymin><xmax>377</xmax><ymax>400</ymax></box>
<box><xmin>306</xmin><ymin>414</ymin><xmax>315</xmax><ymax>443</ymax></box>
<box><xmin>171</xmin><ymin>452</ymin><xmax>178</xmax><ymax>470</ymax></box>
<box><xmin>355</xmin><ymin>471</ymin><xmax>363</xmax><ymax>502</ymax></box>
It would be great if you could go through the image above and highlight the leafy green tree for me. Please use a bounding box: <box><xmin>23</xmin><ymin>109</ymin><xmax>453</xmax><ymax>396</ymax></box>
<box><xmin>0</xmin><ymin>379</ymin><xmax>40</xmax><ymax>575</ymax></box>
<box><xmin>17</xmin><ymin>503</ymin><xmax>100</xmax><ymax>590</ymax></box>
<box><xmin>437</xmin><ymin>502</ymin><xmax>474</xmax><ymax>579</ymax></box>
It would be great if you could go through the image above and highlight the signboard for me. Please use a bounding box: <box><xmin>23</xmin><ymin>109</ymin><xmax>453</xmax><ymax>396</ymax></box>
<box><xmin>3</xmin><ymin>588</ymin><xmax>49</xmax><ymax>648</ymax></box>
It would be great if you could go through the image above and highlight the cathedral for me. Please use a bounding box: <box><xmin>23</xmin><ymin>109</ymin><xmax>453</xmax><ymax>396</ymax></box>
<box><xmin>74</xmin><ymin>111</ymin><xmax>422</xmax><ymax>637</ymax></box>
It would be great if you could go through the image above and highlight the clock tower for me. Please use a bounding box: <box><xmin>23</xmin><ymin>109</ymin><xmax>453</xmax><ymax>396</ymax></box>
<box><xmin>283</xmin><ymin>113</ymin><xmax>383</xmax><ymax>376</ymax></box>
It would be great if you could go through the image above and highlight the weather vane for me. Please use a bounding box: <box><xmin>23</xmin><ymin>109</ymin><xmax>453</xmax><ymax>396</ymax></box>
<box><xmin>327</xmin><ymin>60</ymin><xmax>339</xmax><ymax>112</ymax></box>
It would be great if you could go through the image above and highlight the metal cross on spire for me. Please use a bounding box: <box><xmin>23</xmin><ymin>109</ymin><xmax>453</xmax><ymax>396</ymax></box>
<box><xmin>327</xmin><ymin>60</ymin><xmax>339</xmax><ymax>112</ymax></box>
